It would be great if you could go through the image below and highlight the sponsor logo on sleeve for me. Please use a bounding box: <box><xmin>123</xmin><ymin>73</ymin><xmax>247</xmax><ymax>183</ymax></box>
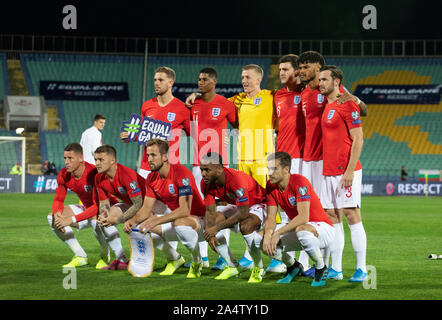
<box><xmin>181</xmin><ymin>178</ymin><xmax>190</xmax><ymax>186</ymax></box>
<box><xmin>235</xmin><ymin>188</ymin><xmax>245</xmax><ymax>198</ymax></box>
<box><xmin>298</xmin><ymin>186</ymin><xmax>310</xmax><ymax>200</ymax></box>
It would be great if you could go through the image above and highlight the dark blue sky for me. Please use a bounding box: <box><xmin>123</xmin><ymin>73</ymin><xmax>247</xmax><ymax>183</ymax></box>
<box><xmin>0</xmin><ymin>0</ymin><xmax>438</xmax><ymax>40</ymax></box>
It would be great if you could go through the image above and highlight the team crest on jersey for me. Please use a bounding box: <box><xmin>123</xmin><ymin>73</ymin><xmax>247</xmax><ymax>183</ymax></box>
<box><xmin>317</xmin><ymin>94</ymin><xmax>324</xmax><ymax>104</ymax></box>
<box><xmin>235</xmin><ymin>188</ymin><xmax>245</xmax><ymax>198</ymax></box>
<box><xmin>294</xmin><ymin>95</ymin><xmax>301</xmax><ymax>105</ymax></box>
<box><xmin>212</xmin><ymin>108</ymin><xmax>221</xmax><ymax>117</ymax></box>
<box><xmin>129</xmin><ymin>180</ymin><xmax>138</xmax><ymax>190</ymax></box>
<box><xmin>168</xmin><ymin>184</ymin><xmax>175</xmax><ymax>194</ymax></box>
<box><xmin>288</xmin><ymin>196</ymin><xmax>297</xmax><ymax>206</ymax></box>
<box><xmin>351</xmin><ymin>111</ymin><xmax>359</xmax><ymax>120</ymax></box>
<box><xmin>253</xmin><ymin>97</ymin><xmax>262</xmax><ymax>105</ymax></box>
<box><xmin>328</xmin><ymin>110</ymin><xmax>336</xmax><ymax>120</ymax></box>
<box><xmin>181</xmin><ymin>178</ymin><xmax>190</xmax><ymax>186</ymax></box>
<box><xmin>167</xmin><ymin>112</ymin><xmax>176</xmax><ymax>122</ymax></box>
<box><xmin>118</xmin><ymin>187</ymin><xmax>127</xmax><ymax>194</ymax></box>
<box><xmin>298</xmin><ymin>186</ymin><xmax>308</xmax><ymax>196</ymax></box>
<box><xmin>83</xmin><ymin>185</ymin><xmax>91</xmax><ymax>192</ymax></box>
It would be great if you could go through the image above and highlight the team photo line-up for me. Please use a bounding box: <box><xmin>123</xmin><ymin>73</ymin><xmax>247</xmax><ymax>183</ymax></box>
<box><xmin>49</xmin><ymin>50</ymin><xmax>368</xmax><ymax>287</ymax></box>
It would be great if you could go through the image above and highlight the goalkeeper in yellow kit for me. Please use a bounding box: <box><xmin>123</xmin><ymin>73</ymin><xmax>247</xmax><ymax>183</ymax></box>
<box><xmin>187</xmin><ymin>64</ymin><xmax>289</xmax><ymax>273</ymax></box>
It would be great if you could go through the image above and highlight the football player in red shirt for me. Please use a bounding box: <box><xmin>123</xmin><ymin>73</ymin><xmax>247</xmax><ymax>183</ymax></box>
<box><xmin>190</xmin><ymin>67</ymin><xmax>238</xmax><ymax>270</ymax></box>
<box><xmin>124</xmin><ymin>139</ymin><xmax>206</xmax><ymax>278</ymax></box>
<box><xmin>319</xmin><ymin>65</ymin><xmax>367</xmax><ymax>283</ymax></box>
<box><xmin>298</xmin><ymin>51</ymin><xmax>368</xmax><ymax>274</ymax></box>
<box><xmin>200</xmin><ymin>152</ymin><xmax>268</xmax><ymax>283</ymax></box>
<box><xmin>274</xmin><ymin>54</ymin><xmax>305</xmax><ymax>174</ymax></box>
<box><xmin>48</xmin><ymin>143</ymin><xmax>118</xmax><ymax>269</ymax></box>
<box><xmin>94</xmin><ymin>145</ymin><xmax>145</xmax><ymax>270</ymax></box>
<box><xmin>120</xmin><ymin>66</ymin><xmax>191</xmax><ymax>179</ymax></box>
<box><xmin>262</xmin><ymin>152</ymin><xmax>335</xmax><ymax>286</ymax></box>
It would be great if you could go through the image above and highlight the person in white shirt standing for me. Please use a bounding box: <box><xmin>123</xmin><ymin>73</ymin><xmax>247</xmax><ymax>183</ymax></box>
<box><xmin>80</xmin><ymin>114</ymin><xmax>106</xmax><ymax>164</ymax></box>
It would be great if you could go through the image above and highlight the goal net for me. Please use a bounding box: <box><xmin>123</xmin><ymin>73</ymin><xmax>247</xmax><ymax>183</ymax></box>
<box><xmin>0</xmin><ymin>136</ymin><xmax>26</xmax><ymax>193</ymax></box>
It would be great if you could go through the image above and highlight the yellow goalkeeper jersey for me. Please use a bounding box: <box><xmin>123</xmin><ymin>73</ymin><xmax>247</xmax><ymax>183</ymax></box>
<box><xmin>229</xmin><ymin>89</ymin><xmax>277</xmax><ymax>161</ymax></box>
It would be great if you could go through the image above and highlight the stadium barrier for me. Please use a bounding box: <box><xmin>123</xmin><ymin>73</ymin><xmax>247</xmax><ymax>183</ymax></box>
<box><xmin>1</xmin><ymin>174</ymin><xmax>440</xmax><ymax>196</ymax></box>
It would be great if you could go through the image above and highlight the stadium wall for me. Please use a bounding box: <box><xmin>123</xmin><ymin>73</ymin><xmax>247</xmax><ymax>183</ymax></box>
<box><xmin>2</xmin><ymin>174</ymin><xmax>442</xmax><ymax>196</ymax></box>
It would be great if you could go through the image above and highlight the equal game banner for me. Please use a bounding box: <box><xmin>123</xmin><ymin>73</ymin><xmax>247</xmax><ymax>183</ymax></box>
<box><xmin>40</xmin><ymin>81</ymin><xmax>130</xmax><ymax>101</ymax></box>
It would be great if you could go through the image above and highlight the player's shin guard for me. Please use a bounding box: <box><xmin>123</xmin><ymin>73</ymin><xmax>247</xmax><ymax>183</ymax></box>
<box><xmin>243</xmin><ymin>232</ymin><xmax>263</xmax><ymax>269</ymax></box>
<box><xmin>47</xmin><ymin>214</ymin><xmax>87</xmax><ymax>258</ymax></box>
<box><xmin>151</xmin><ymin>232</ymin><xmax>181</xmax><ymax>261</ymax></box>
<box><xmin>330</xmin><ymin>222</ymin><xmax>345</xmax><ymax>272</ymax></box>
<box><xmin>175</xmin><ymin>226</ymin><xmax>201</xmax><ymax>263</ymax></box>
<box><xmin>102</xmin><ymin>225</ymin><xmax>128</xmax><ymax>263</ymax></box>
<box><xmin>349</xmin><ymin>222</ymin><xmax>367</xmax><ymax>272</ymax></box>
<box><xmin>297</xmin><ymin>230</ymin><xmax>324</xmax><ymax>269</ymax></box>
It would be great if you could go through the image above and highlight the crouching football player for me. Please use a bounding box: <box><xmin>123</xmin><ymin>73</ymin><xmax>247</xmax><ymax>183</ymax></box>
<box><xmin>262</xmin><ymin>152</ymin><xmax>336</xmax><ymax>286</ymax></box>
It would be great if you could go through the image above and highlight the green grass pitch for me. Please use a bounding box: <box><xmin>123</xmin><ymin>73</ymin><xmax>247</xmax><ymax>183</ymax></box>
<box><xmin>0</xmin><ymin>194</ymin><xmax>441</xmax><ymax>300</ymax></box>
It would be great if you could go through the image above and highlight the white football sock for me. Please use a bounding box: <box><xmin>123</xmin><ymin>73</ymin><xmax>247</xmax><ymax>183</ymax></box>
<box><xmin>151</xmin><ymin>232</ymin><xmax>181</xmax><ymax>261</ymax></box>
<box><xmin>322</xmin><ymin>247</ymin><xmax>331</xmax><ymax>267</ymax></box>
<box><xmin>349</xmin><ymin>222</ymin><xmax>367</xmax><ymax>272</ymax></box>
<box><xmin>199</xmin><ymin>240</ymin><xmax>208</xmax><ymax>259</ymax></box>
<box><xmin>47</xmin><ymin>214</ymin><xmax>87</xmax><ymax>258</ymax></box>
<box><xmin>175</xmin><ymin>226</ymin><xmax>201</xmax><ymax>263</ymax></box>
<box><xmin>102</xmin><ymin>225</ymin><xmax>128</xmax><ymax>263</ymax></box>
<box><xmin>298</xmin><ymin>250</ymin><xmax>310</xmax><ymax>270</ymax></box>
<box><xmin>330</xmin><ymin>222</ymin><xmax>345</xmax><ymax>272</ymax></box>
<box><xmin>215</xmin><ymin>232</ymin><xmax>237</xmax><ymax>268</ymax></box>
<box><xmin>297</xmin><ymin>230</ymin><xmax>324</xmax><ymax>269</ymax></box>
<box><xmin>243</xmin><ymin>232</ymin><xmax>263</xmax><ymax>269</ymax></box>
<box><xmin>90</xmin><ymin>219</ymin><xmax>109</xmax><ymax>259</ymax></box>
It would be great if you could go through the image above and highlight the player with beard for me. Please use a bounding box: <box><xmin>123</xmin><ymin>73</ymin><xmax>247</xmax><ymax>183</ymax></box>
<box><xmin>298</xmin><ymin>51</ymin><xmax>367</xmax><ymax>275</ymax></box>
<box><xmin>124</xmin><ymin>139</ymin><xmax>207</xmax><ymax>278</ymax></box>
<box><xmin>318</xmin><ymin>65</ymin><xmax>367</xmax><ymax>282</ymax></box>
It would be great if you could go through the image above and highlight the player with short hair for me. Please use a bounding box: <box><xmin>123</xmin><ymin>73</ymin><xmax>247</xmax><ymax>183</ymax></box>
<box><xmin>186</xmin><ymin>63</ymin><xmax>284</xmax><ymax>273</ymax></box>
<box><xmin>120</xmin><ymin>66</ymin><xmax>190</xmax><ymax>179</ymax></box>
<box><xmin>94</xmin><ymin>144</ymin><xmax>145</xmax><ymax>270</ymax></box>
<box><xmin>49</xmin><ymin>142</ymin><xmax>117</xmax><ymax>269</ymax></box>
<box><xmin>318</xmin><ymin>65</ymin><xmax>367</xmax><ymax>282</ymax></box>
<box><xmin>275</xmin><ymin>54</ymin><xmax>305</xmax><ymax>174</ymax></box>
<box><xmin>124</xmin><ymin>139</ymin><xmax>206</xmax><ymax>278</ymax></box>
<box><xmin>189</xmin><ymin>66</ymin><xmax>238</xmax><ymax>270</ymax></box>
<box><xmin>200</xmin><ymin>152</ymin><xmax>268</xmax><ymax>283</ymax></box>
<box><xmin>80</xmin><ymin>114</ymin><xmax>106</xmax><ymax>164</ymax></box>
<box><xmin>298</xmin><ymin>51</ymin><xmax>368</xmax><ymax>274</ymax></box>
<box><xmin>262</xmin><ymin>152</ymin><xmax>335</xmax><ymax>286</ymax></box>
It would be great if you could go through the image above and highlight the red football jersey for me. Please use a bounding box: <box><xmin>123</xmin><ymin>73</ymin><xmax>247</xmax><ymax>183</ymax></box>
<box><xmin>191</xmin><ymin>95</ymin><xmax>237</xmax><ymax>165</ymax></box>
<box><xmin>140</xmin><ymin>97</ymin><xmax>191</xmax><ymax>170</ymax></box>
<box><xmin>301</xmin><ymin>85</ymin><xmax>346</xmax><ymax>161</ymax></box>
<box><xmin>321</xmin><ymin>100</ymin><xmax>363</xmax><ymax>176</ymax></box>
<box><xmin>95</xmin><ymin>163</ymin><xmax>145</xmax><ymax>204</ymax></box>
<box><xmin>275</xmin><ymin>87</ymin><xmax>305</xmax><ymax>159</ymax></box>
<box><xmin>201</xmin><ymin>167</ymin><xmax>266</xmax><ymax>207</ymax></box>
<box><xmin>145</xmin><ymin>164</ymin><xmax>206</xmax><ymax>216</ymax></box>
<box><xmin>52</xmin><ymin>161</ymin><xmax>97</xmax><ymax>214</ymax></box>
<box><xmin>266</xmin><ymin>174</ymin><xmax>332</xmax><ymax>225</ymax></box>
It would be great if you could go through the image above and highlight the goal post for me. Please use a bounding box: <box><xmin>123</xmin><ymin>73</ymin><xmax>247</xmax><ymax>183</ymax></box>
<box><xmin>0</xmin><ymin>136</ymin><xmax>26</xmax><ymax>193</ymax></box>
